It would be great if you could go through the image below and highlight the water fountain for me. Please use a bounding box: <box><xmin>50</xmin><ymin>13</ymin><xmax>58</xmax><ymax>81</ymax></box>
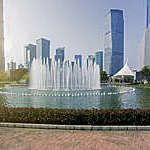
<box><xmin>29</xmin><ymin>56</ymin><xmax>101</xmax><ymax>96</ymax></box>
<box><xmin>0</xmin><ymin>56</ymin><xmax>136</xmax><ymax>109</ymax></box>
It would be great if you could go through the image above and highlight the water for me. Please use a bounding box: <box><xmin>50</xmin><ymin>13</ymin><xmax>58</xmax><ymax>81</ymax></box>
<box><xmin>0</xmin><ymin>85</ymin><xmax>149</xmax><ymax>110</ymax></box>
<box><xmin>1</xmin><ymin>57</ymin><xmax>149</xmax><ymax>110</ymax></box>
<box><xmin>29</xmin><ymin>57</ymin><xmax>100</xmax><ymax>90</ymax></box>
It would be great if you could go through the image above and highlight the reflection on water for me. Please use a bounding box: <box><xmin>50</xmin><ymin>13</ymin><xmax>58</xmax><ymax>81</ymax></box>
<box><xmin>100</xmin><ymin>94</ymin><xmax>122</xmax><ymax>109</ymax></box>
<box><xmin>0</xmin><ymin>85</ymin><xmax>149</xmax><ymax>110</ymax></box>
<box><xmin>136</xmin><ymin>88</ymin><xmax>150</xmax><ymax>109</ymax></box>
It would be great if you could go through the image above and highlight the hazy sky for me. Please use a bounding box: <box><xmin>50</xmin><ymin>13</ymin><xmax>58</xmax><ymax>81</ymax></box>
<box><xmin>3</xmin><ymin>0</ymin><xmax>147</xmax><ymax>69</ymax></box>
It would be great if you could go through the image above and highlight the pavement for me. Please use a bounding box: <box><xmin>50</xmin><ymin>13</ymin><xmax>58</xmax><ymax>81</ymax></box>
<box><xmin>0</xmin><ymin>127</ymin><xmax>150</xmax><ymax>150</ymax></box>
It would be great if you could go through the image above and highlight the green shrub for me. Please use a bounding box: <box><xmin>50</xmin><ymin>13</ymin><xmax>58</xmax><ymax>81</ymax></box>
<box><xmin>0</xmin><ymin>107</ymin><xmax>150</xmax><ymax>125</ymax></box>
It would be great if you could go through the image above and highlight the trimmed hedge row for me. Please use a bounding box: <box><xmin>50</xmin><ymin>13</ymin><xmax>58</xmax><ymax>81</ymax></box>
<box><xmin>0</xmin><ymin>107</ymin><xmax>150</xmax><ymax>125</ymax></box>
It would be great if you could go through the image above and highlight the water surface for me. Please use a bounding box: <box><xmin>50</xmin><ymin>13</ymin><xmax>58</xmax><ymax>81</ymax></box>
<box><xmin>0</xmin><ymin>85</ymin><xmax>149</xmax><ymax>110</ymax></box>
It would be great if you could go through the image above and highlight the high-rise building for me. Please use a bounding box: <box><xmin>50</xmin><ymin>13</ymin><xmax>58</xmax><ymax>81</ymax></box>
<box><xmin>75</xmin><ymin>55</ymin><xmax>82</xmax><ymax>68</ymax></box>
<box><xmin>147</xmin><ymin>0</ymin><xmax>150</xmax><ymax>28</ymax></box>
<box><xmin>87</xmin><ymin>55</ymin><xmax>95</xmax><ymax>67</ymax></box>
<box><xmin>95</xmin><ymin>51</ymin><xmax>103</xmax><ymax>71</ymax></box>
<box><xmin>36</xmin><ymin>38</ymin><xmax>50</xmax><ymax>60</ymax></box>
<box><xmin>18</xmin><ymin>64</ymin><xmax>24</xmax><ymax>69</ymax></box>
<box><xmin>139</xmin><ymin>0</ymin><xmax>150</xmax><ymax>70</ymax></box>
<box><xmin>55</xmin><ymin>47</ymin><xmax>65</xmax><ymax>65</ymax></box>
<box><xmin>104</xmin><ymin>9</ymin><xmax>124</xmax><ymax>76</ymax></box>
<box><xmin>7</xmin><ymin>61</ymin><xmax>16</xmax><ymax>71</ymax></box>
<box><xmin>0</xmin><ymin>0</ymin><xmax>5</xmax><ymax>71</ymax></box>
<box><xmin>139</xmin><ymin>28</ymin><xmax>150</xmax><ymax>70</ymax></box>
<box><xmin>25</xmin><ymin>44</ymin><xmax>36</xmax><ymax>68</ymax></box>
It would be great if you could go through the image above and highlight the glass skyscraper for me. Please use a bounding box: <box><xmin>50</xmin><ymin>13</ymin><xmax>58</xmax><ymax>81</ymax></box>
<box><xmin>147</xmin><ymin>0</ymin><xmax>150</xmax><ymax>28</ymax></box>
<box><xmin>36</xmin><ymin>38</ymin><xmax>50</xmax><ymax>60</ymax></box>
<box><xmin>95</xmin><ymin>51</ymin><xmax>103</xmax><ymax>71</ymax></box>
<box><xmin>25</xmin><ymin>44</ymin><xmax>36</xmax><ymax>69</ymax></box>
<box><xmin>139</xmin><ymin>0</ymin><xmax>150</xmax><ymax>70</ymax></box>
<box><xmin>75</xmin><ymin>55</ymin><xmax>82</xmax><ymax>68</ymax></box>
<box><xmin>104</xmin><ymin>9</ymin><xmax>124</xmax><ymax>76</ymax></box>
<box><xmin>0</xmin><ymin>0</ymin><xmax>5</xmax><ymax>71</ymax></box>
<box><xmin>55</xmin><ymin>47</ymin><xmax>65</xmax><ymax>65</ymax></box>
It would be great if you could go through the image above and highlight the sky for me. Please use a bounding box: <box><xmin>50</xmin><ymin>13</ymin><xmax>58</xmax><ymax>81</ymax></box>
<box><xmin>3</xmin><ymin>0</ymin><xmax>147</xmax><ymax>69</ymax></box>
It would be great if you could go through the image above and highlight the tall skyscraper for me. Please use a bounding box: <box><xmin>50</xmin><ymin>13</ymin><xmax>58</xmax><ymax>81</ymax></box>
<box><xmin>0</xmin><ymin>0</ymin><xmax>5</xmax><ymax>71</ymax></box>
<box><xmin>55</xmin><ymin>47</ymin><xmax>65</xmax><ymax>65</ymax></box>
<box><xmin>25</xmin><ymin>44</ymin><xmax>36</xmax><ymax>68</ymax></box>
<box><xmin>139</xmin><ymin>28</ymin><xmax>150</xmax><ymax>70</ymax></box>
<box><xmin>104</xmin><ymin>9</ymin><xmax>124</xmax><ymax>76</ymax></box>
<box><xmin>95</xmin><ymin>51</ymin><xmax>103</xmax><ymax>71</ymax></box>
<box><xmin>36</xmin><ymin>38</ymin><xmax>50</xmax><ymax>60</ymax></box>
<box><xmin>7</xmin><ymin>60</ymin><xmax>16</xmax><ymax>71</ymax></box>
<box><xmin>75</xmin><ymin>55</ymin><xmax>82</xmax><ymax>68</ymax></box>
<box><xmin>147</xmin><ymin>0</ymin><xmax>150</xmax><ymax>28</ymax></box>
<box><xmin>139</xmin><ymin>0</ymin><xmax>150</xmax><ymax>70</ymax></box>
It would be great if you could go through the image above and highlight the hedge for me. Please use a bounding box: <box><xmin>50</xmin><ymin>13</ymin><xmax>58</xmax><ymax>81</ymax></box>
<box><xmin>0</xmin><ymin>107</ymin><xmax>150</xmax><ymax>125</ymax></box>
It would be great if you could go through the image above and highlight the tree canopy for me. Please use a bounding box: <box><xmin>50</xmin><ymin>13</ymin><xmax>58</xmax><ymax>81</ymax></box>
<box><xmin>140</xmin><ymin>66</ymin><xmax>150</xmax><ymax>82</ymax></box>
<box><xmin>100</xmin><ymin>71</ymin><xmax>108</xmax><ymax>82</ymax></box>
<box><xmin>0</xmin><ymin>71</ymin><xmax>9</xmax><ymax>82</ymax></box>
<box><xmin>10</xmin><ymin>68</ymin><xmax>28</xmax><ymax>82</ymax></box>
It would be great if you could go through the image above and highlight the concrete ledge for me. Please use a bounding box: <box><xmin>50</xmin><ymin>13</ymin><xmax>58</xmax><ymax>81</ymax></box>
<box><xmin>0</xmin><ymin>123</ymin><xmax>150</xmax><ymax>131</ymax></box>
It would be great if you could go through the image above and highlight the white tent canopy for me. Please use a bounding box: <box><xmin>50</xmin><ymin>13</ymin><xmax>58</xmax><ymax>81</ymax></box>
<box><xmin>113</xmin><ymin>62</ymin><xmax>135</xmax><ymax>77</ymax></box>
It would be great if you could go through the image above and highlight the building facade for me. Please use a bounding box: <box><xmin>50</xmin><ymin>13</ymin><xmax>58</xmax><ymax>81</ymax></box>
<box><xmin>36</xmin><ymin>38</ymin><xmax>50</xmax><ymax>61</ymax></box>
<box><xmin>25</xmin><ymin>44</ymin><xmax>36</xmax><ymax>69</ymax></box>
<box><xmin>147</xmin><ymin>0</ymin><xmax>150</xmax><ymax>28</ymax></box>
<box><xmin>139</xmin><ymin>27</ymin><xmax>150</xmax><ymax>70</ymax></box>
<box><xmin>104</xmin><ymin>9</ymin><xmax>124</xmax><ymax>76</ymax></box>
<box><xmin>55</xmin><ymin>47</ymin><xmax>65</xmax><ymax>65</ymax></box>
<box><xmin>95</xmin><ymin>51</ymin><xmax>103</xmax><ymax>71</ymax></box>
<box><xmin>139</xmin><ymin>0</ymin><xmax>150</xmax><ymax>70</ymax></box>
<box><xmin>75</xmin><ymin>55</ymin><xmax>82</xmax><ymax>68</ymax></box>
<box><xmin>7</xmin><ymin>61</ymin><xmax>16</xmax><ymax>71</ymax></box>
<box><xmin>18</xmin><ymin>64</ymin><xmax>24</xmax><ymax>69</ymax></box>
<box><xmin>0</xmin><ymin>0</ymin><xmax>5</xmax><ymax>71</ymax></box>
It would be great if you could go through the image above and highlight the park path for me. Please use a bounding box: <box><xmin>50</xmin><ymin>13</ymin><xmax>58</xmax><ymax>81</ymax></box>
<box><xmin>0</xmin><ymin>127</ymin><xmax>149</xmax><ymax>150</ymax></box>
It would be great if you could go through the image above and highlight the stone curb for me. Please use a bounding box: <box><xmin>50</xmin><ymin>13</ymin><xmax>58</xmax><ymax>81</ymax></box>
<box><xmin>0</xmin><ymin>123</ymin><xmax>150</xmax><ymax>131</ymax></box>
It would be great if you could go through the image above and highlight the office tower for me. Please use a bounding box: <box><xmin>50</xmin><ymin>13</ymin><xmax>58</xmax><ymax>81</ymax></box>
<box><xmin>104</xmin><ymin>9</ymin><xmax>124</xmax><ymax>76</ymax></box>
<box><xmin>36</xmin><ymin>38</ymin><xmax>50</xmax><ymax>61</ymax></box>
<box><xmin>75</xmin><ymin>55</ymin><xmax>82</xmax><ymax>68</ymax></box>
<box><xmin>7</xmin><ymin>61</ymin><xmax>16</xmax><ymax>71</ymax></box>
<box><xmin>147</xmin><ymin>0</ymin><xmax>150</xmax><ymax>28</ymax></box>
<box><xmin>25</xmin><ymin>44</ymin><xmax>36</xmax><ymax>69</ymax></box>
<box><xmin>139</xmin><ymin>0</ymin><xmax>150</xmax><ymax>70</ymax></box>
<box><xmin>0</xmin><ymin>0</ymin><xmax>5</xmax><ymax>71</ymax></box>
<box><xmin>87</xmin><ymin>55</ymin><xmax>95</xmax><ymax>67</ymax></box>
<box><xmin>139</xmin><ymin>27</ymin><xmax>150</xmax><ymax>70</ymax></box>
<box><xmin>55</xmin><ymin>47</ymin><xmax>65</xmax><ymax>65</ymax></box>
<box><xmin>95</xmin><ymin>51</ymin><xmax>103</xmax><ymax>71</ymax></box>
<box><xmin>18</xmin><ymin>64</ymin><xmax>24</xmax><ymax>69</ymax></box>
<box><xmin>88</xmin><ymin>55</ymin><xmax>95</xmax><ymax>61</ymax></box>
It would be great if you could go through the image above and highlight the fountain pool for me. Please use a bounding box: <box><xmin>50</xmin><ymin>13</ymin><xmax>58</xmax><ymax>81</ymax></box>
<box><xmin>0</xmin><ymin>57</ymin><xmax>145</xmax><ymax>110</ymax></box>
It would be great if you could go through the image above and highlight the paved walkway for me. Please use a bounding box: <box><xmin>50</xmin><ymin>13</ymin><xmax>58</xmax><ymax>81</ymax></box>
<box><xmin>0</xmin><ymin>127</ymin><xmax>150</xmax><ymax>150</ymax></box>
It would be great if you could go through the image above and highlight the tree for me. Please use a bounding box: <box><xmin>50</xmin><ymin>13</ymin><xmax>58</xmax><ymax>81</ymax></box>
<box><xmin>10</xmin><ymin>68</ymin><xmax>28</xmax><ymax>82</ymax></box>
<box><xmin>22</xmin><ymin>72</ymin><xmax>29</xmax><ymax>84</ymax></box>
<box><xmin>0</xmin><ymin>71</ymin><xmax>9</xmax><ymax>82</ymax></box>
<box><xmin>140</xmin><ymin>66</ymin><xmax>150</xmax><ymax>82</ymax></box>
<box><xmin>100</xmin><ymin>71</ymin><xmax>109</xmax><ymax>82</ymax></box>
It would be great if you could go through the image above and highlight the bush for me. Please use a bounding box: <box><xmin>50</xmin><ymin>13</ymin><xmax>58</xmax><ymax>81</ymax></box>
<box><xmin>0</xmin><ymin>71</ymin><xmax>9</xmax><ymax>82</ymax></box>
<box><xmin>10</xmin><ymin>68</ymin><xmax>28</xmax><ymax>82</ymax></box>
<box><xmin>0</xmin><ymin>108</ymin><xmax>150</xmax><ymax>125</ymax></box>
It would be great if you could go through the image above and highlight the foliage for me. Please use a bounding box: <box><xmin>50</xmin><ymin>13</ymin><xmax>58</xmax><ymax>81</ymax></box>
<box><xmin>10</xmin><ymin>68</ymin><xmax>28</xmax><ymax>82</ymax></box>
<box><xmin>0</xmin><ymin>71</ymin><xmax>9</xmax><ymax>81</ymax></box>
<box><xmin>22</xmin><ymin>72</ymin><xmax>29</xmax><ymax>84</ymax></box>
<box><xmin>102</xmin><ymin>82</ymin><xmax>150</xmax><ymax>89</ymax></box>
<box><xmin>1</xmin><ymin>107</ymin><xmax>150</xmax><ymax>125</ymax></box>
<box><xmin>140</xmin><ymin>66</ymin><xmax>150</xmax><ymax>82</ymax></box>
<box><xmin>100</xmin><ymin>71</ymin><xmax>109</xmax><ymax>82</ymax></box>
